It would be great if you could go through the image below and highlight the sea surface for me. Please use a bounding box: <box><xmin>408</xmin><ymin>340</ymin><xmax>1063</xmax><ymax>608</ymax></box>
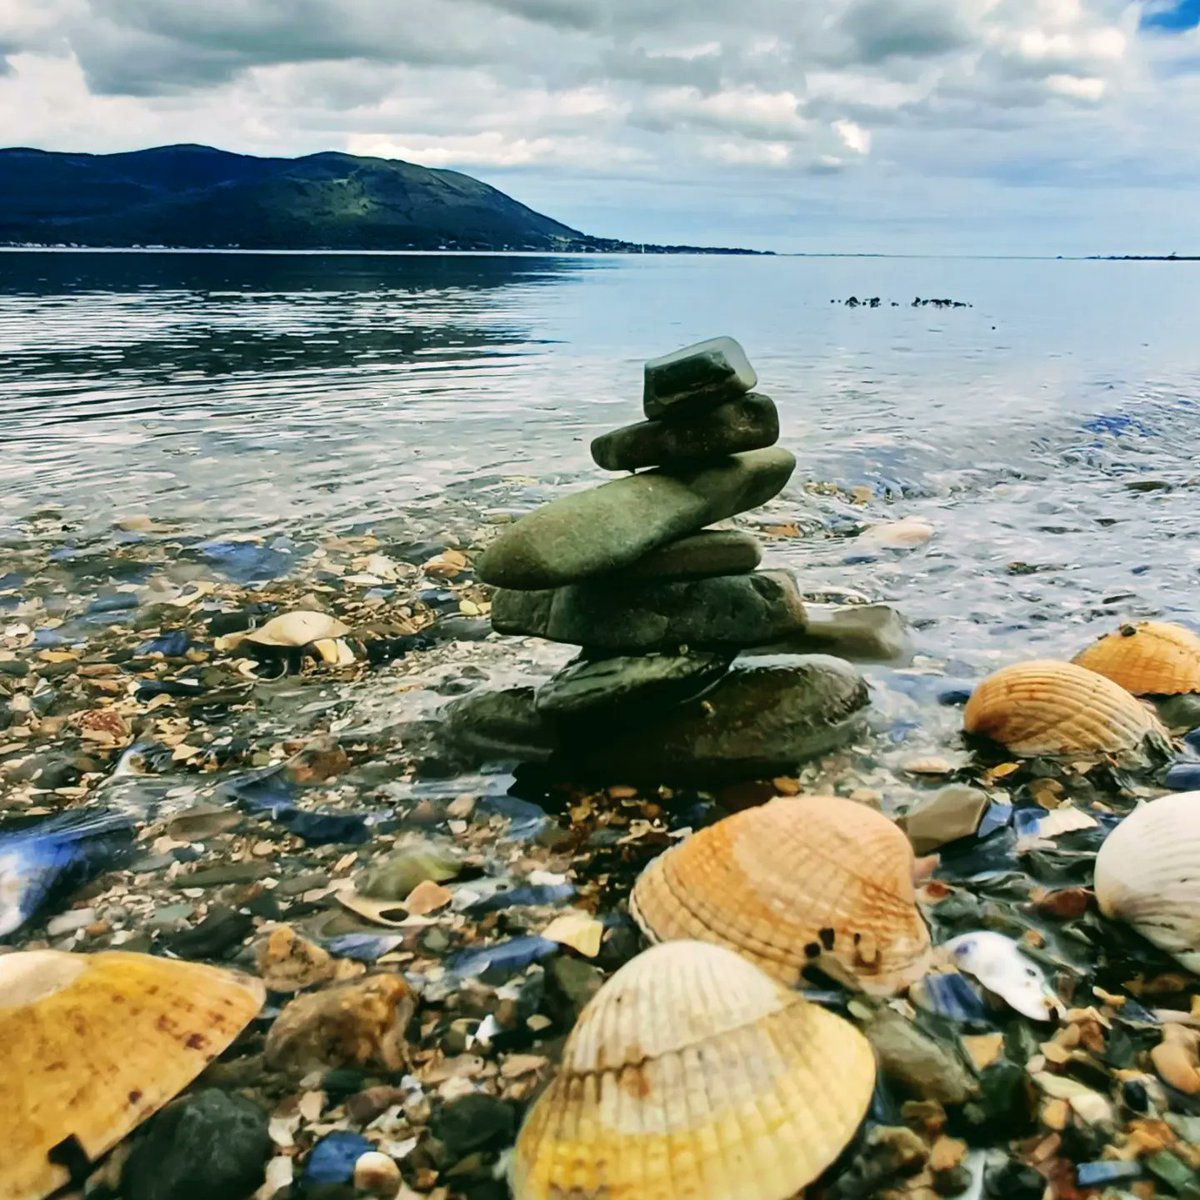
<box><xmin>2</xmin><ymin>248</ymin><xmax>1200</xmax><ymax>672</ymax></box>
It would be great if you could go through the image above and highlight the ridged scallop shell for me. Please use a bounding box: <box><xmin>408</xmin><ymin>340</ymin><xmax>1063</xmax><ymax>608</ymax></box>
<box><xmin>0</xmin><ymin>949</ymin><xmax>264</xmax><ymax>1200</ymax></box>
<box><xmin>1094</xmin><ymin>792</ymin><xmax>1200</xmax><ymax>973</ymax></box>
<box><xmin>1074</xmin><ymin>622</ymin><xmax>1200</xmax><ymax>697</ymax></box>
<box><xmin>510</xmin><ymin>940</ymin><xmax>876</xmax><ymax>1200</ymax></box>
<box><xmin>962</xmin><ymin>659</ymin><xmax>1167</xmax><ymax>757</ymax></box>
<box><xmin>630</xmin><ymin>795</ymin><xmax>933</xmax><ymax>995</ymax></box>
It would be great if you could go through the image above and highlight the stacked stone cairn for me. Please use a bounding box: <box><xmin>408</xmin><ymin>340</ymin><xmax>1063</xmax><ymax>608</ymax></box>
<box><xmin>463</xmin><ymin>336</ymin><xmax>897</xmax><ymax>782</ymax></box>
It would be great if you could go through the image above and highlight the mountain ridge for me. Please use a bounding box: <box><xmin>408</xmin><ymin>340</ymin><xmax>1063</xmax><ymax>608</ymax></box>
<box><xmin>0</xmin><ymin>144</ymin><xmax>763</xmax><ymax>254</ymax></box>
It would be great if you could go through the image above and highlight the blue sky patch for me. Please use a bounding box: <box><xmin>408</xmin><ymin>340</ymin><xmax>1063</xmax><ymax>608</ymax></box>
<box><xmin>1142</xmin><ymin>0</ymin><xmax>1200</xmax><ymax>32</ymax></box>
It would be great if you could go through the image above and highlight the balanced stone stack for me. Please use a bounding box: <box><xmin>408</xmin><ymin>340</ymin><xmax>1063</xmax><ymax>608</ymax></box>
<box><xmin>464</xmin><ymin>337</ymin><xmax>876</xmax><ymax>782</ymax></box>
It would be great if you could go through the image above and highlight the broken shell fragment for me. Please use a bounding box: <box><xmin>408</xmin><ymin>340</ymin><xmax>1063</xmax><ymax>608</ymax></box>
<box><xmin>1094</xmin><ymin>791</ymin><xmax>1200</xmax><ymax>973</ymax></box>
<box><xmin>1074</xmin><ymin>621</ymin><xmax>1200</xmax><ymax>697</ymax></box>
<box><xmin>244</xmin><ymin>611</ymin><xmax>350</xmax><ymax>648</ymax></box>
<box><xmin>942</xmin><ymin>931</ymin><xmax>1062</xmax><ymax>1022</ymax></box>
<box><xmin>962</xmin><ymin>659</ymin><xmax>1169</xmax><ymax>759</ymax></box>
<box><xmin>510</xmin><ymin>940</ymin><xmax>876</xmax><ymax>1200</ymax></box>
<box><xmin>1</xmin><ymin>949</ymin><xmax>264</xmax><ymax>1200</ymax></box>
<box><xmin>630</xmin><ymin>795</ymin><xmax>933</xmax><ymax>994</ymax></box>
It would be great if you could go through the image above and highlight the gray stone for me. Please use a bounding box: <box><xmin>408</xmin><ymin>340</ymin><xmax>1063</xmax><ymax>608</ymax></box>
<box><xmin>445</xmin><ymin>687</ymin><xmax>558</xmax><ymax>762</ymax></box>
<box><xmin>429</xmin><ymin>1093</ymin><xmax>517</xmax><ymax>1159</ymax></box>
<box><xmin>534</xmin><ymin>652</ymin><xmax>731</xmax><ymax>720</ymax></box>
<box><xmin>123</xmin><ymin>1089</ymin><xmax>271</xmax><ymax>1200</ymax></box>
<box><xmin>179</xmin><ymin>862</ymin><xmax>273</xmax><ymax>887</ymax></box>
<box><xmin>545</xmin><ymin>956</ymin><xmax>605</xmax><ymax>1022</ymax></box>
<box><xmin>643</xmin><ymin>336</ymin><xmax>757</xmax><ymax>421</ymax></box>
<box><xmin>593</xmin><ymin>393</ymin><xmax>778</xmax><ymax>471</ymax></box>
<box><xmin>573</xmin><ymin>656</ymin><xmax>868</xmax><ymax>783</ymax></box>
<box><xmin>617</xmin><ymin>529</ymin><xmax>763</xmax><ymax>583</ymax></box>
<box><xmin>477</xmin><ymin>448</ymin><xmax>795</xmax><ymax>590</ymax></box>
<box><xmin>900</xmin><ymin>785</ymin><xmax>990</xmax><ymax>855</ymax></box>
<box><xmin>867</xmin><ymin>1010</ymin><xmax>978</xmax><ymax>1105</ymax></box>
<box><xmin>751</xmin><ymin>602</ymin><xmax>912</xmax><ymax>664</ymax></box>
<box><xmin>357</xmin><ymin>842</ymin><xmax>463</xmax><ymax>901</ymax></box>
<box><xmin>1154</xmin><ymin>692</ymin><xmax>1200</xmax><ymax>731</ymax></box>
<box><xmin>492</xmin><ymin>569</ymin><xmax>806</xmax><ymax>653</ymax></box>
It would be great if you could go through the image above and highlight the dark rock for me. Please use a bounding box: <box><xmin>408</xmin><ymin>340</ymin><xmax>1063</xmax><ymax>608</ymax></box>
<box><xmin>984</xmin><ymin>1160</ymin><xmax>1044</xmax><ymax>1200</ymax></box>
<box><xmin>0</xmin><ymin>659</ymin><xmax>30</xmax><ymax>677</ymax></box>
<box><xmin>429</xmin><ymin>1094</ymin><xmax>517</xmax><ymax>1159</ymax></box>
<box><xmin>491</xmin><ymin>569</ymin><xmax>807</xmax><ymax>653</ymax></box>
<box><xmin>166</xmin><ymin>906</ymin><xmax>254</xmax><ymax>959</ymax></box>
<box><xmin>643</xmin><ymin>336</ymin><xmax>756</xmax><ymax>421</ymax></box>
<box><xmin>122</xmin><ymin>1089</ymin><xmax>270</xmax><ymax>1200</ymax></box>
<box><xmin>545</xmin><ymin>956</ymin><xmax>605</xmax><ymax>1024</ymax></box>
<box><xmin>445</xmin><ymin>687</ymin><xmax>559</xmax><ymax>763</ymax></box>
<box><xmin>593</xmin><ymin>393</ymin><xmax>777</xmax><ymax>471</ymax></box>
<box><xmin>615</xmin><ymin>529</ymin><xmax>763</xmax><ymax>582</ymax></box>
<box><xmin>752</xmin><ymin>603</ymin><xmax>912</xmax><ymax>664</ymax></box>
<box><xmin>180</xmin><ymin>862</ymin><xmax>273</xmax><ymax>887</ymax></box>
<box><xmin>571</xmin><ymin>658</ymin><xmax>868</xmax><ymax>783</ymax></box>
<box><xmin>534</xmin><ymin>651</ymin><xmax>731</xmax><ymax>721</ymax></box>
<box><xmin>34</xmin><ymin>757</ymin><xmax>81</xmax><ymax>789</ymax></box>
<box><xmin>477</xmin><ymin>448</ymin><xmax>795</xmax><ymax>589</ymax></box>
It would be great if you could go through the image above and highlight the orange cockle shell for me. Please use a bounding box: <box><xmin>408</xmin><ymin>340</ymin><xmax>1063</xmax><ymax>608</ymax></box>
<box><xmin>1074</xmin><ymin>621</ymin><xmax>1200</xmax><ymax>697</ymax></box>
<box><xmin>0</xmin><ymin>949</ymin><xmax>264</xmax><ymax>1200</ymax></box>
<box><xmin>630</xmin><ymin>795</ymin><xmax>933</xmax><ymax>995</ymax></box>
<box><xmin>510</xmin><ymin>940</ymin><xmax>876</xmax><ymax>1200</ymax></box>
<box><xmin>963</xmin><ymin>659</ymin><xmax>1168</xmax><ymax>758</ymax></box>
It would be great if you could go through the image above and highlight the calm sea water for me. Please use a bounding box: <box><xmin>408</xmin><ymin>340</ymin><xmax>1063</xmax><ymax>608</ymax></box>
<box><xmin>2</xmin><ymin>249</ymin><xmax>1199</xmax><ymax>670</ymax></box>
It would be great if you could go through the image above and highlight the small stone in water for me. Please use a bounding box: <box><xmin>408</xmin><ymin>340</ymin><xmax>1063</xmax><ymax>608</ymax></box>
<box><xmin>643</xmin><ymin>335</ymin><xmax>757</xmax><ymax>421</ymax></box>
<box><xmin>404</xmin><ymin>878</ymin><xmax>453</xmax><ymax>915</ymax></box>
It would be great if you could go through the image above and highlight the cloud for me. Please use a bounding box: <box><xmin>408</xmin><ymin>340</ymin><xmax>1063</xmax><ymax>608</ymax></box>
<box><xmin>0</xmin><ymin>0</ymin><xmax>1197</xmax><ymax>252</ymax></box>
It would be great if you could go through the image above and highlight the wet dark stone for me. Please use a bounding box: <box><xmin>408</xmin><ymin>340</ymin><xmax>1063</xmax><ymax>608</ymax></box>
<box><xmin>429</xmin><ymin>1094</ymin><xmax>517</xmax><ymax>1160</ymax></box>
<box><xmin>122</xmin><ymin>1089</ymin><xmax>270</xmax><ymax>1200</ymax></box>
<box><xmin>35</xmin><ymin>757</ymin><xmax>81</xmax><ymax>789</ymax></box>
<box><xmin>0</xmin><ymin>659</ymin><xmax>29</xmax><ymax>677</ymax></box>
<box><xmin>167</xmin><ymin>907</ymin><xmax>254</xmax><ymax>960</ymax></box>
<box><xmin>545</xmin><ymin>957</ymin><xmax>604</xmax><ymax>1025</ymax></box>
<box><xmin>984</xmin><ymin>1160</ymin><xmax>1045</xmax><ymax>1200</ymax></box>
<box><xmin>643</xmin><ymin>336</ymin><xmax>756</xmax><ymax>421</ymax></box>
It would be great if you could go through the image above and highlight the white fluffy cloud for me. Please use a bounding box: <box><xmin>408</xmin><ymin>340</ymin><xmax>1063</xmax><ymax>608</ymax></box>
<box><xmin>1</xmin><ymin>0</ymin><xmax>1199</xmax><ymax>252</ymax></box>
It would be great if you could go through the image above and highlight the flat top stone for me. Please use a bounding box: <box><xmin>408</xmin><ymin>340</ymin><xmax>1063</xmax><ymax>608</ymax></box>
<box><xmin>617</xmin><ymin>529</ymin><xmax>763</xmax><ymax>582</ymax></box>
<box><xmin>476</xmin><ymin>447</ymin><xmax>794</xmax><ymax>590</ymax></box>
<box><xmin>644</xmin><ymin>336</ymin><xmax>757</xmax><ymax>421</ymax></box>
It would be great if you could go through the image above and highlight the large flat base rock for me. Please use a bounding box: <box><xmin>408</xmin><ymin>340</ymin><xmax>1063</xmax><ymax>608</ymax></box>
<box><xmin>535</xmin><ymin>651</ymin><xmax>731</xmax><ymax>720</ymax></box>
<box><xmin>477</xmin><ymin>448</ymin><xmax>795</xmax><ymax>590</ymax></box>
<box><xmin>491</xmin><ymin>569</ymin><xmax>807</xmax><ymax>653</ymax></box>
<box><xmin>592</xmin><ymin>393</ymin><xmax>778</xmax><ymax>471</ymax></box>
<box><xmin>444</xmin><ymin>656</ymin><xmax>869</xmax><ymax>784</ymax></box>
<box><xmin>617</xmin><ymin>529</ymin><xmax>762</xmax><ymax>582</ymax></box>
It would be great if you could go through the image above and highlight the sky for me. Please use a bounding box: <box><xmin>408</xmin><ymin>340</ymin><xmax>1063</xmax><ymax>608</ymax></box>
<box><xmin>2</xmin><ymin>0</ymin><xmax>1199</xmax><ymax>254</ymax></box>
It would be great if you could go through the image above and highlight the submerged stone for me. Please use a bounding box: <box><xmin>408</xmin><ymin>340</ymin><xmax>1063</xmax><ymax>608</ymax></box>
<box><xmin>643</xmin><ymin>336</ymin><xmax>757</xmax><ymax>421</ymax></box>
<box><xmin>477</xmin><ymin>448</ymin><xmax>795</xmax><ymax>590</ymax></box>
<box><xmin>571</xmin><ymin>656</ymin><xmax>868</xmax><ymax>782</ymax></box>
<box><xmin>445</xmin><ymin>686</ymin><xmax>558</xmax><ymax>763</ymax></box>
<box><xmin>900</xmin><ymin>786</ymin><xmax>990</xmax><ymax>855</ymax></box>
<box><xmin>752</xmin><ymin>602</ymin><xmax>912</xmax><ymax>664</ymax></box>
<box><xmin>592</xmin><ymin>393</ymin><xmax>778</xmax><ymax>471</ymax></box>
<box><xmin>534</xmin><ymin>651</ymin><xmax>732</xmax><ymax>720</ymax></box>
<box><xmin>491</xmin><ymin>569</ymin><xmax>806</xmax><ymax>653</ymax></box>
<box><xmin>615</xmin><ymin>529</ymin><xmax>762</xmax><ymax>583</ymax></box>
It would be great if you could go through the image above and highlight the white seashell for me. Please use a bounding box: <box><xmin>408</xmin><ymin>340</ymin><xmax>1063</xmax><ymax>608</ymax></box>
<box><xmin>1094</xmin><ymin>792</ymin><xmax>1200</xmax><ymax>973</ymax></box>
<box><xmin>942</xmin><ymin>931</ymin><xmax>1062</xmax><ymax>1021</ymax></box>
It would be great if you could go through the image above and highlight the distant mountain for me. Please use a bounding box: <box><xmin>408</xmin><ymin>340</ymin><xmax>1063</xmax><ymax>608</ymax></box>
<box><xmin>0</xmin><ymin>144</ymin><xmax>761</xmax><ymax>254</ymax></box>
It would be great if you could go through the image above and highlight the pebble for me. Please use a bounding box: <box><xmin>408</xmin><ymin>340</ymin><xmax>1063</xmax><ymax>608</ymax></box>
<box><xmin>404</xmin><ymin>878</ymin><xmax>454</xmax><ymax>915</ymax></box>
<box><xmin>45</xmin><ymin>907</ymin><xmax>96</xmax><ymax>936</ymax></box>
<box><xmin>642</xmin><ymin>335</ymin><xmax>757</xmax><ymax>420</ymax></box>
<box><xmin>901</xmin><ymin>786</ymin><xmax>989</xmax><ymax>854</ymax></box>
<box><xmin>122</xmin><ymin>1089</ymin><xmax>271</xmax><ymax>1200</ymax></box>
<box><xmin>357</xmin><ymin>842</ymin><xmax>462</xmax><ymax>900</ymax></box>
<box><xmin>353</xmin><ymin>1151</ymin><xmax>402</xmax><ymax>1196</ymax></box>
<box><xmin>256</xmin><ymin>924</ymin><xmax>335</xmax><ymax>992</ymax></box>
<box><xmin>867</xmin><ymin>1009</ymin><xmax>977</xmax><ymax>1105</ymax></box>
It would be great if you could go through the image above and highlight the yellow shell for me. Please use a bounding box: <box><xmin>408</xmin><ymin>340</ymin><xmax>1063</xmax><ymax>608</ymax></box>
<box><xmin>1074</xmin><ymin>621</ymin><xmax>1200</xmax><ymax>697</ymax></box>
<box><xmin>0</xmin><ymin>949</ymin><xmax>264</xmax><ymax>1200</ymax></box>
<box><xmin>963</xmin><ymin>659</ymin><xmax>1167</xmax><ymax>757</ymax></box>
<box><xmin>1095</xmin><ymin>792</ymin><xmax>1200</xmax><ymax>973</ymax></box>
<box><xmin>245</xmin><ymin>611</ymin><xmax>350</xmax><ymax>648</ymax></box>
<box><xmin>510</xmin><ymin>940</ymin><xmax>875</xmax><ymax>1200</ymax></box>
<box><xmin>629</xmin><ymin>795</ymin><xmax>932</xmax><ymax>995</ymax></box>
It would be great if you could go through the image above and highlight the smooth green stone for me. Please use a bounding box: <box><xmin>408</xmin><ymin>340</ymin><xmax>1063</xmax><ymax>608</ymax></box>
<box><xmin>491</xmin><ymin>569</ymin><xmax>806</xmax><ymax>653</ymax></box>
<box><xmin>616</xmin><ymin>529</ymin><xmax>762</xmax><ymax>583</ymax></box>
<box><xmin>643</xmin><ymin>336</ymin><xmax>756</xmax><ymax>421</ymax></box>
<box><xmin>477</xmin><ymin>448</ymin><xmax>795</xmax><ymax>590</ymax></box>
<box><xmin>592</xmin><ymin>392</ymin><xmax>777</xmax><ymax>471</ymax></box>
<box><xmin>357</xmin><ymin>843</ymin><xmax>463</xmax><ymax>900</ymax></box>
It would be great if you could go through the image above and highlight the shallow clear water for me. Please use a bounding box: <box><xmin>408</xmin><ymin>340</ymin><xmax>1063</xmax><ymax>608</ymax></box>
<box><xmin>2</xmin><ymin>248</ymin><xmax>1199</xmax><ymax>672</ymax></box>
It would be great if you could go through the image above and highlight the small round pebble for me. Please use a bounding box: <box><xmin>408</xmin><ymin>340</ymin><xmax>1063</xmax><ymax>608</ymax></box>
<box><xmin>353</xmin><ymin>1151</ymin><xmax>401</xmax><ymax>1196</ymax></box>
